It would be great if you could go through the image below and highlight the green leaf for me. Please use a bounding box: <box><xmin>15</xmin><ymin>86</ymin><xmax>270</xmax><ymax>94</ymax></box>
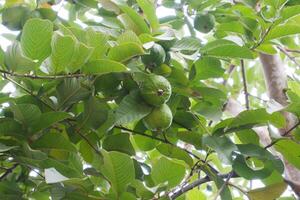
<box><xmin>5</xmin><ymin>42</ymin><xmax>37</xmax><ymax>72</ymax></box>
<box><xmin>151</xmin><ymin>157</ymin><xmax>186</xmax><ymax>189</ymax></box>
<box><xmin>82</xmin><ymin>59</ymin><xmax>128</xmax><ymax>75</ymax></box>
<box><xmin>248</xmin><ymin>182</ymin><xmax>287</xmax><ymax>200</ymax></box>
<box><xmin>186</xmin><ymin>188</ymin><xmax>206</xmax><ymax>200</ymax></box>
<box><xmin>103</xmin><ymin>133</ymin><xmax>135</xmax><ymax>155</ymax></box>
<box><xmin>237</xmin><ymin>144</ymin><xmax>284</xmax><ymax>173</ymax></box>
<box><xmin>265</xmin><ymin>24</ymin><xmax>300</xmax><ymax>41</ymax></box>
<box><xmin>216</xmin><ymin>21</ymin><xmax>245</xmax><ymax>34</ymax></box>
<box><xmin>78</xmin><ymin>97</ymin><xmax>109</xmax><ymax>130</ymax></box>
<box><xmin>176</xmin><ymin>131</ymin><xmax>202</xmax><ymax>149</ymax></box>
<box><xmin>50</xmin><ymin>33</ymin><xmax>77</xmax><ymax>74</ymax></box>
<box><xmin>200</xmin><ymin>164</ymin><xmax>232</xmax><ymax>200</ymax></box>
<box><xmin>115</xmin><ymin>91</ymin><xmax>152</xmax><ymax>125</ymax></box>
<box><xmin>280</xmin><ymin>5</ymin><xmax>300</xmax><ymax>23</ymax></box>
<box><xmin>119</xmin><ymin>5</ymin><xmax>150</xmax><ymax>34</ymax></box>
<box><xmin>21</xmin><ymin>18</ymin><xmax>53</xmax><ymax>62</ymax></box>
<box><xmin>117</xmin><ymin>30</ymin><xmax>142</xmax><ymax>45</ymax></box>
<box><xmin>108</xmin><ymin>42</ymin><xmax>144</xmax><ymax>62</ymax></box>
<box><xmin>0</xmin><ymin>181</ymin><xmax>23</xmax><ymax>199</ymax></box>
<box><xmin>203</xmin><ymin>135</ymin><xmax>237</xmax><ymax>164</ymax></box>
<box><xmin>0</xmin><ymin>143</ymin><xmax>17</xmax><ymax>152</ymax></box>
<box><xmin>31</xmin><ymin>132</ymin><xmax>77</xmax><ymax>152</ymax></box>
<box><xmin>171</xmin><ymin>37</ymin><xmax>202</xmax><ymax>51</ymax></box>
<box><xmin>11</xmin><ymin>103</ymin><xmax>41</xmax><ymax>128</ymax></box>
<box><xmin>201</xmin><ymin>39</ymin><xmax>254</xmax><ymax>59</ymax></box>
<box><xmin>30</xmin><ymin>112</ymin><xmax>71</xmax><ymax>133</ymax></box>
<box><xmin>235</xmin><ymin>130</ymin><xmax>259</xmax><ymax>145</ymax></box>
<box><xmin>173</xmin><ymin>111</ymin><xmax>201</xmax><ymax>130</ymax></box>
<box><xmin>136</xmin><ymin>0</ymin><xmax>160</xmax><ymax>30</ymax></box>
<box><xmin>233</xmin><ymin>155</ymin><xmax>268</xmax><ymax>180</ymax></box>
<box><xmin>67</xmin><ymin>42</ymin><xmax>94</xmax><ymax>72</ymax></box>
<box><xmin>213</xmin><ymin>109</ymin><xmax>286</xmax><ymax>135</ymax></box>
<box><xmin>86</xmin><ymin>28</ymin><xmax>109</xmax><ymax>60</ymax></box>
<box><xmin>255</xmin><ymin>44</ymin><xmax>278</xmax><ymax>55</ymax></box>
<box><xmin>56</xmin><ymin>78</ymin><xmax>91</xmax><ymax>109</ymax></box>
<box><xmin>156</xmin><ymin>143</ymin><xmax>193</xmax><ymax>167</ymax></box>
<box><xmin>0</xmin><ymin>118</ymin><xmax>23</xmax><ymax>138</ymax></box>
<box><xmin>275</xmin><ymin>139</ymin><xmax>300</xmax><ymax>170</ymax></box>
<box><xmin>100</xmin><ymin>150</ymin><xmax>135</xmax><ymax>196</ymax></box>
<box><xmin>194</xmin><ymin>57</ymin><xmax>224</xmax><ymax>80</ymax></box>
<box><xmin>0</xmin><ymin>47</ymin><xmax>4</xmax><ymax>67</ymax></box>
<box><xmin>133</xmin><ymin>133</ymin><xmax>158</xmax><ymax>151</ymax></box>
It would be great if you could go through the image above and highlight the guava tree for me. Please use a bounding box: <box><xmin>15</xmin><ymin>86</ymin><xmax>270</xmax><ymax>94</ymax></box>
<box><xmin>1</xmin><ymin>0</ymin><xmax>300</xmax><ymax>199</ymax></box>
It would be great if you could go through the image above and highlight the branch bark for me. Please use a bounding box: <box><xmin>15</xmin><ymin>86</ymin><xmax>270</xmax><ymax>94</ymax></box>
<box><xmin>259</xmin><ymin>53</ymin><xmax>300</xmax><ymax>196</ymax></box>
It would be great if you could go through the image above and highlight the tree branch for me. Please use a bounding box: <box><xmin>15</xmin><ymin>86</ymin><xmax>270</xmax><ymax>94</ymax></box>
<box><xmin>240</xmin><ymin>60</ymin><xmax>250</xmax><ymax>110</ymax></box>
<box><xmin>115</xmin><ymin>125</ymin><xmax>220</xmax><ymax>175</ymax></box>
<box><xmin>2</xmin><ymin>75</ymin><xmax>101</xmax><ymax>158</ymax></box>
<box><xmin>264</xmin><ymin>120</ymin><xmax>300</xmax><ymax>149</ymax></box>
<box><xmin>170</xmin><ymin>172</ymin><xmax>238</xmax><ymax>199</ymax></box>
<box><xmin>0</xmin><ymin>69</ymin><xmax>86</xmax><ymax>79</ymax></box>
<box><xmin>0</xmin><ymin>163</ymin><xmax>18</xmax><ymax>181</ymax></box>
<box><xmin>277</xmin><ymin>46</ymin><xmax>300</xmax><ymax>69</ymax></box>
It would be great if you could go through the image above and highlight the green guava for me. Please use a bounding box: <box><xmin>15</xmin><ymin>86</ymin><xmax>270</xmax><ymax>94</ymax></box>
<box><xmin>153</xmin><ymin>64</ymin><xmax>172</xmax><ymax>76</ymax></box>
<box><xmin>194</xmin><ymin>13</ymin><xmax>215</xmax><ymax>33</ymax></box>
<box><xmin>2</xmin><ymin>6</ymin><xmax>31</xmax><ymax>31</ymax></box>
<box><xmin>139</xmin><ymin>74</ymin><xmax>172</xmax><ymax>106</ymax></box>
<box><xmin>141</xmin><ymin>43</ymin><xmax>166</xmax><ymax>67</ymax></box>
<box><xmin>142</xmin><ymin>104</ymin><xmax>173</xmax><ymax>131</ymax></box>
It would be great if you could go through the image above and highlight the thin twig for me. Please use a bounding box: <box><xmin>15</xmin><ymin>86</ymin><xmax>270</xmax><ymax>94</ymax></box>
<box><xmin>227</xmin><ymin>182</ymin><xmax>248</xmax><ymax>196</ymax></box>
<box><xmin>247</xmin><ymin>93</ymin><xmax>268</xmax><ymax>103</ymax></box>
<box><xmin>264</xmin><ymin>120</ymin><xmax>300</xmax><ymax>149</ymax></box>
<box><xmin>251</xmin><ymin>23</ymin><xmax>274</xmax><ymax>50</ymax></box>
<box><xmin>2</xmin><ymin>75</ymin><xmax>55</xmax><ymax>110</ymax></box>
<box><xmin>115</xmin><ymin>125</ymin><xmax>220</xmax><ymax>175</ymax></box>
<box><xmin>0</xmin><ymin>69</ymin><xmax>86</xmax><ymax>79</ymax></box>
<box><xmin>2</xmin><ymin>75</ymin><xmax>100</xmax><ymax>157</ymax></box>
<box><xmin>277</xmin><ymin>46</ymin><xmax>300</xmax><ymax>69</ymax></box>
<box><xmin>115</xmin><ymin>126</ymin><xmax>167</xmax><ymax>143</ymax></box>
<box><xmin>223</xmin><ymin>64</ymin><xmax>236</xmax><ymax>86</ymax></box>
<box><xmin>170</xmin><ymin>172</ymin><xmax>238</xmax><ymax>199</ymax></box>
<box><xmin>241</xmin><ymin>60</ymin><xmax>250</xmax><ymax>110</ymax></box>
<box><xmin>170</xmin><ymin>176</ymin><xmax>210</xmax><ymax>199</ymax></box>
<box><xmin>0</xmin><ymin>163</ymin><xmax>18</xmax><ymax>181</ymax></box>
<box><xmin>213</xmin><ymin>171</ymin><xmax>234</xmax><ymax>200</ymax></box>
<box><xmin>284</xmin><ymin>48</ymin><xmax>300</xmax><ymax>54</ymax></box>
<box><xmin>184</xmin><ymin>16</ymin><xmax>196</xmax><ymax>37</ymax></box>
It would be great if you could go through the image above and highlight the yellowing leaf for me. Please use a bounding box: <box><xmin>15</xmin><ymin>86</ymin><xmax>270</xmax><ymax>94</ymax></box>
<box><xmin>248</xmin><ymin>182</ymin><xmax>287</xmax><ymax>200</ymax></box>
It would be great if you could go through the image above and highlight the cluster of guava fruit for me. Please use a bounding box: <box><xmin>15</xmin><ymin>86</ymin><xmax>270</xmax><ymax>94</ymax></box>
<box><xmin>139</xmin><ymin>44</ymin><xmax>173</xmax><ymax>132</ymax></box>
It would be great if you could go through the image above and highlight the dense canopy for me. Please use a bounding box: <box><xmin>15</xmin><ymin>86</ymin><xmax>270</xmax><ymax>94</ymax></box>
<box><xmin>1</xmin><ymin>0</ymin><xmax>300</xmax><ymax>199</ymax></box>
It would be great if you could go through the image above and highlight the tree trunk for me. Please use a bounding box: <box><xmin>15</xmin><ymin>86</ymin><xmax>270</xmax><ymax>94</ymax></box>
<box><xmin>259</xmin><ymin>53</ymin><xmax>300</xmax><ymax>196</ymax></box>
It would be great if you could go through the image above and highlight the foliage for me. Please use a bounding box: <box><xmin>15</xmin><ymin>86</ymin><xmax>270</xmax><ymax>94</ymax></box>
<box><xmin>0</xmin><ymin>0</ymin><xmax>300</xmax><ymax>199</ymax></box>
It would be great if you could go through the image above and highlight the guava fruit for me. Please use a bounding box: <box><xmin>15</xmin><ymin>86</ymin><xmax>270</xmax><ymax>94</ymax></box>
<box><xmin>153</xmin><ymin>64</ymin><xmax>172</xmax><ymax>76</ymax></box>
<box><xmin>142</xmin><ymin>104</ymin><xmax>173</xmax><ymax>131</ymax></box>
<box><xmin>139</xmin><ymin>74</ymin><xmax>172</xmax><ymax>106</ymax></box>
<box><xmin>141</xmin><ymin>43</ymin><xmax>166</xmax><ymax>67</ymax></box>
<box><xmin>194</xmin><ymin>13</ymin><xmax>215</xmax><ymax>33</ymax></box>
<box><xmin>2</xmin><ymin>6</ymin><xmax>31</xmax><ymax>31</ymax></box>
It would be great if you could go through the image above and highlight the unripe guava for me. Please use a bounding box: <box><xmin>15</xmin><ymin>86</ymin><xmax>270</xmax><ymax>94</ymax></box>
<box><xmin>139</xmin><ymin>74</ymin><xmax>172</xmax><ymax>106</ymax></box>
<box><xmin>142</xmin><ymin>104</ymin><xmax>173</xmax><ymax>131</ymax></box>
<box><xmin>194</xmin><ymin>14</ymin><xmax>215</xmax><ymax>33</ymax></box>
